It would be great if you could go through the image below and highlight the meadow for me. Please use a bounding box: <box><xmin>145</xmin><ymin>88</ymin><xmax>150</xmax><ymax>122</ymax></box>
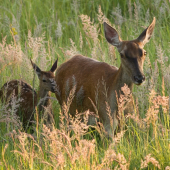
<box><xmin>0</xmin><ymin>0</ymin><xmax>170</xmax><ymax>169</ymax></box>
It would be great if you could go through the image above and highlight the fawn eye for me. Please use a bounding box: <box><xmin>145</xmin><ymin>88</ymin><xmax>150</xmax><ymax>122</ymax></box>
<box><xmin>120</xmin><ymin>53</ymin><xmax>124</xmax><ymax>58</ymax></box>
<box><xmin>42</xmin><ymin>80</ymin><xmax>46</xmax><ymax>82</ymax></box>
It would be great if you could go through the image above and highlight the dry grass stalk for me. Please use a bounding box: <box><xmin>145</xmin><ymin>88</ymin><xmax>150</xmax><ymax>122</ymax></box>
<box><xmin>142</xmin><ymin>89</ymin><xmax>169</xmax><ymax>140</ymax></box>
<box><xmin>79</xmin><ymin>14</ymin><xmax>100</xmax><ymax>59</ymax></box>
<box><xmin>61</xmin><ymin>84</ymin><xmax>76</xmax><ymax>119</ymax></box>
<box><xmin>113</xmin><ymin>130</ymin><xmax>126</xmax><ymax>145</ymax></box>
<box><xmin>143</xmin><ymin>89</ymin><xmax>169</xmax><ymax>136</ymax></box>
<box><xmin>0</xmin><ymin>62</ymin><xmax>13</xmax><ymax>74</ymax></box>
<box><xmin>134</xmin><ymin>2</ymin><xmax>138</xmax><ymax>25</ymax></box>
<box><xmin>108</xmin><ymin>45</ymin><xmax>117</xmax><ymax>65</ymax></box>
<box><xmin>65</xmin><ymin>38</ymin><xmax>79</xmax><ymax>57</ymax></box>
<box><xmin>112</xmin><ymin>4</ymin><xmax>125</xmax><ymax>26</ymax></box>
<box><xmin>105</xmin><ymin>101</ymin><xmax>113</xmax><ymax>130</ymax></box>
<box><xmin>128</xmin><ymin>87</ymin><xmax>169</xmax><ymax>136</ymax></box>
<box><xmin>12</xmin><ymin>131</ymin><xmax>44</xmax><ymax>169</ymax></box>
<box><xmin>97</xmin><ymin>147</ymin><xmax>128</xmax><ymax>170</ymax></box>
<box><xmin>2</xmin><ymin>144</ymin><xmax>8</xmax><ymax>170</ymax></box>
<box><xmin>126</xmin><ymin>98</ymin><xmax>143</xmax><ymax>129</ymax></box>
<box><xmin>97</xmin><ymin>5</ymin><xmax>111</xmax><ymax>25</ymax></box>
<box><xmin>0</xmin><ymin>94</ymin><xmax>23</xmax><ymax>132</ymax></box>
<box><xmin>79</xmin><ymin>14</ymin><xmax>98</xmax><ymax>45</ymax></box>
<box><xmin>126</xmin><ymin>111</ymin><xmax>145</xmax><ymax>130</ymax></box>
<box><xmin>116</xmin><ymin>84</ymin><xmax>132</xmax><ymax>131</ymax></box>
<box><xmin>27</xmin><ymin>31</ymin><xmax>49</xmax><ymax>71</ymax></box>
<box><xmin>162</xmin><ymin>76</ymin><xmax>165</xmax><ymax>96</ymax></box>
<box><xmin>165</xmin><ymin>166</ymin><xmax>170</xmax><ymax>170</ymax></box>
<box><xmin>140</xmin><ymin>154</ymin><xmax>161</xmax><ymax>169</ymax></box>
<box><xmin>127</xmin><ymin>0</ymin><xmax>132</xmax><ymax>20</ymax></box>
<box><xmin>95</xmin><ymin>130</ymin><xmax>126</xmax><ymax>169</ymax></box>
<box><xmin>69</xmin><ymin>111</ymin><xmax>90</xmax><ymax>138</ymax></box>
<box><xmin>0</xmin><ymin>36</ymin><xmax>23</xmax><ymax>66</ymax></box>
<box><xmin>79</xmin><ymin>31</ymin><xmax>83</xmax><ymax>51</ymax></box>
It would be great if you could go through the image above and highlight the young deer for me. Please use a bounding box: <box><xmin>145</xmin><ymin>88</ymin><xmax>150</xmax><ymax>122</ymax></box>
<box><xmin>0</xmin><ymin>79</ymin><xmax>37</xmax><ymax>128</ymax></box>
<box><xmin>0</xmin><ymin>59</ymin><xmax>58</xmax><ymax>129</ymax></box>
<box><xmin>55</xmin><ymin>18</ymin><xmax>156</xmax><ymax>137</ymax></box>
<box><xmin>31</xmin><ymin>59</ymin><xmax>58</xmax><ymax>125</ymax></box>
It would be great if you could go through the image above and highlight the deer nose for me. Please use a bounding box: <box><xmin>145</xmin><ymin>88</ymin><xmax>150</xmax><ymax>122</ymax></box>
<box><xmin>51</xmin><ymin>87</ymin><xmax>55</xmax><ymax>93</ymax></box>
<box><xmin>134</xmin><ymin>75</ymin><xmax>145</xmax><ymax>84</ymax></box>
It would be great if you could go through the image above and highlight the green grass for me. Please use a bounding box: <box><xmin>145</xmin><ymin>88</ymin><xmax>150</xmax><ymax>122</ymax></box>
<box><xmin>0</xmin><ymin>0</ymin><xmax>170</xmax><ymax>169</ymax></box>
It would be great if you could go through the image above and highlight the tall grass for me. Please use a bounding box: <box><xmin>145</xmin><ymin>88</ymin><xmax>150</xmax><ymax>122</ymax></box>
<box><xmin>0</xmin><ymin>0</ymin><xmax>170</xmax><ymax>169</ymax></box>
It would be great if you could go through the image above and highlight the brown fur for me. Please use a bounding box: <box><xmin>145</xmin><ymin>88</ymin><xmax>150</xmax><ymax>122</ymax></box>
<box><xmin>0</xmin><ymin>80</ymin><xmax>37</xmax><ymax>127</ymax></box>
<box><xmin>55</xmin><ymin>18</ymin><xmax>156</xmax><ymax>137</ymax></box>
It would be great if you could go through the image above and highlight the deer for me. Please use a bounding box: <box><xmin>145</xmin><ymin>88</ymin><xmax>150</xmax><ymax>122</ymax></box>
<box><xmin>30</xmin><ymin>59</ymin><xmax>58</xmax><ymax>125</ymax></box>
<box><xmin>55</xmin><ymin>18</ymin><xmax>156</xmax><ymax>137</ymax></box>
<box><xmin>0</xmin><ymin>59</ymin><xmax>58</xmax><ymax>129</ymax></box>
<box><xmin>0</xmin><ymin>79</ymin><xmax>37</xmax><ymax>128</ymax></box>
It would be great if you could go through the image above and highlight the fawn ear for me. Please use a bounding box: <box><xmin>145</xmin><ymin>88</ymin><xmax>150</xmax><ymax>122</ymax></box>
<box><xmin>50</xmin><ymin>58</ymin><xmax>58</xmax><ymax>73</ymax></box>
<box><xmin>30</xmin><ymin>59</ymin><xmax>42</xmax><ymax>78</ymax></box>
<box><xmin>137</xmin><ymin>17</ymin><xmax>156</xmax><ymax>47</ymax></box>
<box><xmin>104</xmin><ymin>22</ymin><xmax>122</xmax><ymax>50</ymax></box>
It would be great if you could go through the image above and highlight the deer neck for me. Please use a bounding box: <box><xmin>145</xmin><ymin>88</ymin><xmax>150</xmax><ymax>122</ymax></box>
<box><xmin>107</xmin><ymin>64</ymin><xmax>134</xmax><ymax>112</ymax></box>
<box><xmin>37</xmin><ymin>87</ymin><xmax>51</xmax><ymax>113</ymax></box>
<box><xmin>112</xmin><ymin>64</ymin><xmax>133</xmax><ymax>92</ymax></box>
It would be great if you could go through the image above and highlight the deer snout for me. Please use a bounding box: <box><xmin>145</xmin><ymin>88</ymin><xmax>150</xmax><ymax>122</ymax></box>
<box><xmin>51</xmin><ymin>86</ymin><xmax>55</xmax><ymax>93</ymax></box>
<box><xmin>134</xmin><ymin>75</ymin><xmax>145</xmax><ymax>85</ymax></box>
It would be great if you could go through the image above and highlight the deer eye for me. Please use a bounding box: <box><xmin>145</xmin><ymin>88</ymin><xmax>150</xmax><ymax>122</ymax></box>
<box><xmin>42</xmin><ymin>80</ymin><xmax>47</xmax><ymax>82</ymax></box>
<box><xmin>120</xmin><ymin>53</ymin><xmax>124</xmax><ymax>58</ymax></box>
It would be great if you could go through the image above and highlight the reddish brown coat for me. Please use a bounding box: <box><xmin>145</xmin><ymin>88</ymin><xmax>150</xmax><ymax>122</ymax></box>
<box><xmin>0</xmin><ymin>80</ymin><xmax>37</xmax><ymax>126</ymax></box>
<box><xmin>55</xmin><ymin>18</ymin><xmax>156</xmax><ymax>137</ymax></box>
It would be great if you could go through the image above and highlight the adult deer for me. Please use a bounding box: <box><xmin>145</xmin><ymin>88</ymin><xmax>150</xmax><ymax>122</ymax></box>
<box><xmin>0</xmin><ymin>59</ymin><xmax>58</xmax><ymax>129</ymax></box>
<box><xmin>55</xmin><ymin>18</ymin><xmax>156</xmax><ymax>137</ymax></box>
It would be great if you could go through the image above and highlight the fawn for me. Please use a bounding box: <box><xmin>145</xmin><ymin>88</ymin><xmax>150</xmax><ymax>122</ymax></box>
<box><xmin>55</xmin><ymin>18</ymin><xmax>156</xmax><ymax>137</ymax></box>
<box><xmin>0</xmin><ymin>59</ymin><xmax>58</xmax><ymax>129</ymax></box>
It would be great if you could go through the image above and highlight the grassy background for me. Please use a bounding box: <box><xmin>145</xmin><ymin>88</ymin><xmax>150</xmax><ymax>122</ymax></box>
<box><xmin>0</xmin><ymin>0</ymin><xmax>170</xmax><ymax>169</ymax></box>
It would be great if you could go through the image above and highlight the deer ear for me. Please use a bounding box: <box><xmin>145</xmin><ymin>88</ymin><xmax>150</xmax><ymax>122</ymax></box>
<box><xmin>137</xmin><ymin>17</ymin><xmax>156</xmax><ymax>47</ymax></box>
<box><xmin>30</xmin><ymin>59</ymin><xmax>42</xmax><ymax>78</ymax></box>
<box><xmin>50</xmin><ymin>58</ymin><xmax>58</xmax><ymax>73</ymax></box>
<box><xmin>104</xmin><ymin>22</ymin><xmax>122</xmax><ymax>49</ymax></box>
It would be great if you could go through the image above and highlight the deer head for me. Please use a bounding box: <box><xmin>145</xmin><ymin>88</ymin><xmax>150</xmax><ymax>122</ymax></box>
<box><xmin>30</xmin><ymin>59</ymin><xmax>58</xmax><ymax>93</ymax></box>
<box><xmin>104</xmin><ymin>17</ymin><xmax>156</xmax><ymax>85</ymax></box>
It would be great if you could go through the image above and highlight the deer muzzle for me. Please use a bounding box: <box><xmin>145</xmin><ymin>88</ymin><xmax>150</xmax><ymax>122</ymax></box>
<box><xmin>134</xmin><ymin>74</ymin><xmax>145</xmax><ymax>85</ymax></box>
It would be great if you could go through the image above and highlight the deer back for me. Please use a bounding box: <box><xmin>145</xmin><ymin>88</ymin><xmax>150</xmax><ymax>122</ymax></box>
<box><xmin>0</xmin><ymin>80</ymin><xmax>37</xmax><ymax>127</ymax></box>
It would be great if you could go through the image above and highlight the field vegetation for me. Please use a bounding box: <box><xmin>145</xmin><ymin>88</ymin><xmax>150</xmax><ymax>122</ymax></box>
<box><xmin>0</xmin><ymin>0</ymin><xmax>170</xmax><ymax>169</ymax></box>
